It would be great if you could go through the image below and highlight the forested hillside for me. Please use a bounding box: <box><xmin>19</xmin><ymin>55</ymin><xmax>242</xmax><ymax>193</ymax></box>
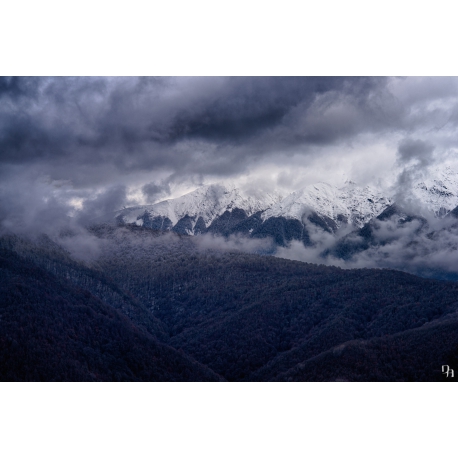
<box><xmin>1</xmin><ymin>226</ymin><xmax>458</xmax><ymax>381</ymax></box>
<box><xmin>0</xmin><ymin>244</ymin><xmax>222</xmax><ymax>381</ymax></box>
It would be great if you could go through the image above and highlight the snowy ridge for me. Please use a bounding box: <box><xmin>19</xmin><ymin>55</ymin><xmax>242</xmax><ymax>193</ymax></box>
<box><xmin>412</xmin><ymin>166</ymin><xmax>458</xmax><ymax>216</ymax></box>
<box><xmin>262</xmin><ymin>182</ymin><xmax>392</xmax><ymax>228</ymax></box>
<box><xmin>116</xmin><ymin>166</ymin><xmax>458</xmax><ymax>234</ymax></box>
<box><xmin>117</xmin><ymin>184</ymin><xmax>282</xmax><ymax>229</ymax></box>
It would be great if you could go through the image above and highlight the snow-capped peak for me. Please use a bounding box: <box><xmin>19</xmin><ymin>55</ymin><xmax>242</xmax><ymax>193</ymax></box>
<box><xmin>117</xmin><ymin>183</ymin><xmax>281</xmax><ymax>228</ymax></box>
<box><xmin>262</xmin><ymin>182</ymin><xmax>392</xmax><ymax>228</ymax></box>
<box><xmin>115</xmin><ymin>165</ymin><xmax>458</xmax><ymax>235</ymax></box>
<box><xmin>411</xmin><ymin>166</ymin><xmax>458</xmax><ymax>216</ymax></box>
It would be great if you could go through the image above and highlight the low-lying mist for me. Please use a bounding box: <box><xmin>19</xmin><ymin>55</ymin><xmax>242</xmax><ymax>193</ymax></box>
<box><xmin>275</xmin><ymin>210</ymin><xmax>458</xmax><ymax>280</ymax></box>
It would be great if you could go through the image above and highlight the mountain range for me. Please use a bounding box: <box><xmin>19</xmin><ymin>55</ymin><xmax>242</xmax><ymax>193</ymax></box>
<box><xmin>117</xmin><ymin>181</ymin><xmax>392</xmax><ymax>233</ymax></box>
<box><xmin>114</xmin><ymin>167</ymin><xmax>458</xmax><ymax>261</ymax></box>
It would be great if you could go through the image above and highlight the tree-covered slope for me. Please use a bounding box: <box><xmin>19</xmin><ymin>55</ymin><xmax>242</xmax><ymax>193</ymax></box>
<box><xmin>0</xmin><ymin>247</ymin><xmax>222</xmax><ymax>381</ymax></box>
<box><xmin>91</xmin><ymin>227</ymin><xmax>458</xmax><ymax>381</ymax></box>
<box><xmin>3</xmin><ymin>227</ymin><xmax>458</xmax><ymax>381</ymax></box>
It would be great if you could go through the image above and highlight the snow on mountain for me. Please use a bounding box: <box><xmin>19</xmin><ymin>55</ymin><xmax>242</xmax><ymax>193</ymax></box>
<box><xmin>117</xmin><ymin>183</ymin><xmax>282</xmax><ymax>229</ymax></box>
<box><xmin>262</xmin><ymin>182</ymin><xmax>392</xmax><ymax>228</ymax></box>
<box><xmin>412</xmin><ymin>166</ymin><xmax>458</xmax><ymax>216</ymax></box>
<box><xmin>116</xmin><ymin>166</ymin><xmax>458</xmax><ymax>235</ymax></box>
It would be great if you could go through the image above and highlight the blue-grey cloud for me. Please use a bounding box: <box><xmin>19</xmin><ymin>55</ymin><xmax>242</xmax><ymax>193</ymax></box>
<box><xmin>0</xmin><ymin>76</ymin><xmax>391</xmax><ymax>184</ymax></box>
<box><xmin>2</xmin><ymin>76</ymin><xmax>458</xmax><ymax>241</ymax></box>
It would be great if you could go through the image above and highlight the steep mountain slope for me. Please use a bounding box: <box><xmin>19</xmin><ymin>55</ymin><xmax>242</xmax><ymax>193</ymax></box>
<box><xmin>262</xmin><ymin>182</ymin><xmax>392</xmax><ymax>229</ymax></box>
<box><xmin>113</xmin><ymin>166</ymin><xmax>458</xmax><ymax>253</ymax></box>
<box><xmin>412</xmin><ymin>166</ymin><xmax>458</xmax><ymax>216</ymax></box>
<box><xmin>0</xmin><ymin>246</ymin><xmax>223</xmax><ymax>381</ymax></box>
<box><xmin>117</xmin><ymin>182</ymin><xmax>393</xmax><ymax>235</ymax></box>
<box><xmin>117</xmin><ymin>183</ymin><xmax>282</xmax><ymax>234</ymax></box>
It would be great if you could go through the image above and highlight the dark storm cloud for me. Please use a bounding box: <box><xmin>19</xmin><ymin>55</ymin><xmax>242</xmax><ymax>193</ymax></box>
<box><xmin>75</xmin><ymin>185</ymin><xmax>129</xmax><ymax>226</ymax></box>
<box><xmin>0</xmin><ymin>76</ymin><xmax>41</xmax><ymax>100</ymax></box>
<box><xmin>163</xmin><ymin>77</ymin><xmax>374</xmax><ymax>142</ymax></box>
<box><xmin>2</xmin><ymin>76</ymin><xmax>458</xmax><ymax>242</ymax></box>
<box><xmin>392</xmin><ymin>138</ymin><xmax>437</xmax><ymax>211</ymax></box>
<box><xmin>397</xmin><ymin>138</ymin><xmax>435</xmax><ymax>167</ymax></box>
<box><xmin>142</xmin><ymin>180</ymin><xmax>171</xmax><ymax>202</ymax></box>
<box><xmin>0</xmin><ymin>76</ymin><xmax>392</xmax><ymax>185</ymax></box>
<box><xmin>4</xmin><ymin>76</ymin><xmax>458</xmax><ymax>185</ymax></box>
<box><xmin>0</xmin><ymin>169</ymin><xmax>73</xmax><ymax>239</ymax></box>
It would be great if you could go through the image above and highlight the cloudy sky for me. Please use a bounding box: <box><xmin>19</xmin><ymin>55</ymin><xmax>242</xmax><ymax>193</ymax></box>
<box><xmin>1</xmin><ymin>76</ymin><xmax>458</xmax><ymax>232</ymax></box>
